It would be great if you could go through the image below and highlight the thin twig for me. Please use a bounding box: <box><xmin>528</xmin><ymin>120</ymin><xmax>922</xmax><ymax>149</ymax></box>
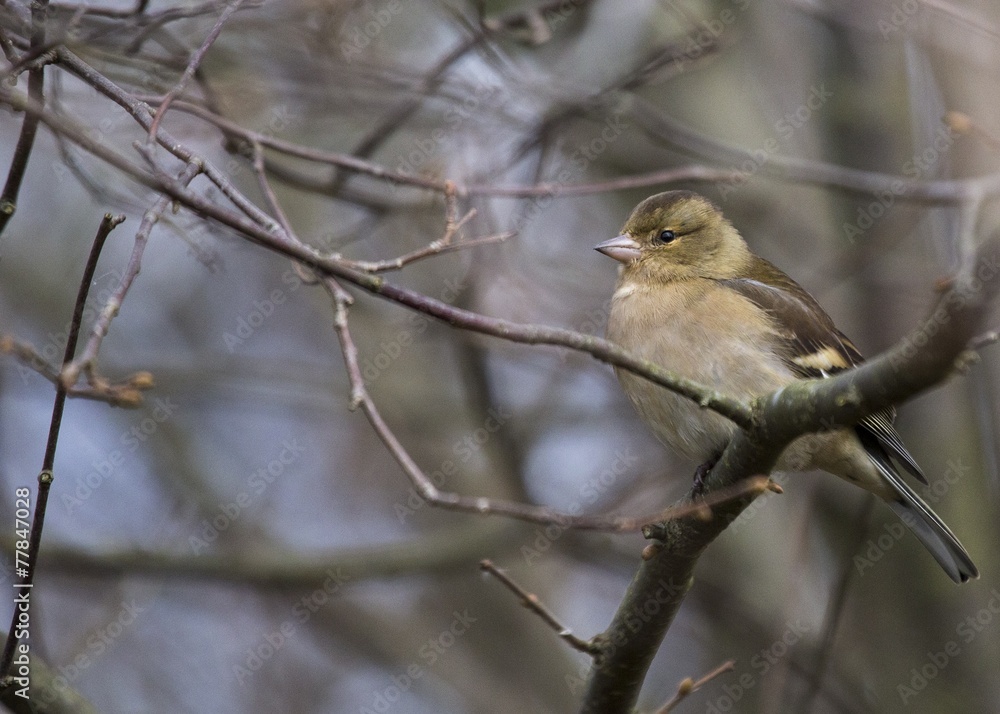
<box><xmin>0</xmin><ymin>334</ymin><xmax>150</xmax><ymax>406</ymax></box>
<box><xmin>146</xmin><ymin>0</ymin><xmax>246</xmax><ymax>141</ymax></box>
<box><xmin>480</xmin><ymin>559</ymin><xmax>599</xmax><ymax>655</ymax></box>
<box><xmin>64</xmin><ymin>161</ymin><xmax>203</xmax><ymax>392</ymax></box>
<box><xmin>54</xmin><ymin>49</ymin><xmax>285</xmax><ymax>236</ymax></box>
<box><xmin>338</xmin><ymin>0</ymin><xmax>596</xmax><ymax>177</ymax></box>
<box><xmin>0</xmin><ymin>213</ymin><xmax>124</xmax><ymax>681</ymax></box>
<box><xmin>653</xmin><ymin>660</ymin><xmax>736</xmax><ymax>714</ymax></box>
<box><xmin>347</xmin><ymin>232</ymin><xmax>512</xmax><ymax>273</ymax></box>
<box><xmin>250</xmin><ymin>140</ymin><xmax>296</xmax><ymax>237</ymax></box>
<box><xmin>0</xmin><ymin>0</ymin><xmax>49</xmax><ymax>239</ymax></box>
<box><xmin>462</xmin><ymin>166</ymin><xmax>743</xmax><ymax>198</ymax></box>
<box><xmin>342</xmin><ymin>198</ymin><xmax>511</xmax><ymax>274</ymax></box>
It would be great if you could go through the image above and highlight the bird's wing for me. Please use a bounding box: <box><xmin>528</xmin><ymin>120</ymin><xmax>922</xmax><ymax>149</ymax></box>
<box><xmin>720</xmin><ymin>259</ymin><xmax>926</xmax><ymax>483</ymax></box>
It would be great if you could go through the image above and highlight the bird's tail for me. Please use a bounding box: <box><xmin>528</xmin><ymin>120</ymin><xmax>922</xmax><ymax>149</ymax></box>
<box><xmin>872</xmin><ymin>458</ymin><xmax>979</xmax><ymax>583</ymax></box>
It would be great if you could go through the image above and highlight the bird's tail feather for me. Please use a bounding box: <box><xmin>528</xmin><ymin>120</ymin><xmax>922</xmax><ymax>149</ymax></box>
<box><xmin>872</xmin><ymin>459</ymin><xmax>979</xmax><ymax>584</ymax></box>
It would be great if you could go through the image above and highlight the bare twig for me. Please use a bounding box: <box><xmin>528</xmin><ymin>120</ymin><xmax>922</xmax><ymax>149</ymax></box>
<box><xmin>0</xmin><ymin>0</ymin><xmax>49</xmax><ymax>238</ymax></box>
<box><xmin>147</xmin><ymin>0</ymin><xmax>246</xmax><ymax>142</ymax></box>
<box><xmin>480</xmin><ymin>559</ymin><xmax>599</xmax><ymax>655</ymax></box>
<box><xmin>350</xmin><ymin>231</ymin><xmax>512</xmax><ymax>273</ymax></box>
<box><xmin>0</xmin><ymin>334</ymin><xmax>151</xmax><ymax>406</ymax></box>
<box><xmin>341</xmin><ymin>191</ymin><xmax>512</xmax><ymax>273</ymax></box>
<box><xmin>250</xmin><ymin>140</ymin><xmax>296</xmax><ymax>238</ymax></box>
<box><xmin>653</xmin><ymin>660</ymin><xmax>736</xmax><ymax>714</ymax></box>
<box><xmin>63</xmin><ymin>161</ymin><xmax>203</xmax><ymax>395</ymax></box>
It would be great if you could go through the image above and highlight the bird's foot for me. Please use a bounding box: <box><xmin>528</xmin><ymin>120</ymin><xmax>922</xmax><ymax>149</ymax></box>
<box><xmin>692</xmin><ymin>457</ymin><xmax>719</xmax><ymax>496</ymax></box>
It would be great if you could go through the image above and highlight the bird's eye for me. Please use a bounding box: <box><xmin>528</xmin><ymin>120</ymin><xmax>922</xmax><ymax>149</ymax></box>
<box><xmin>655</xmin><ymin>229</ymin><xmax>676</xmax><ymax>244</ymax></box>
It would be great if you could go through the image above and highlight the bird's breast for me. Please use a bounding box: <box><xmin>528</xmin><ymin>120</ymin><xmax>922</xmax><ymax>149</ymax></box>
<box><xmin>607</xmin><ymin>279</ymin><xmax>794</xmax><ymax>460</ymax></box>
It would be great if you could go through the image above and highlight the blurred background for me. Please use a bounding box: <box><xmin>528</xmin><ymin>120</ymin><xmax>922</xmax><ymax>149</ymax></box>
<box><xmin>1</xmin><ymin>0</ymin><xmax>1000</xmax><ymax>712</ymax></box>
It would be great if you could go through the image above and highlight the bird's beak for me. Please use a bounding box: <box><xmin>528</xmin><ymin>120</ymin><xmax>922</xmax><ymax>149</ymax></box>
<box><xmin>595</xmin><ymin>234</ymin><xmax>641</xmax><ymax>264</ymax></box>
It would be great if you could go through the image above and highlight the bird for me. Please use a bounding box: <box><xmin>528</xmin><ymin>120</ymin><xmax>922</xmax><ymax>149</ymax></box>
<box><xmin>595</xmin><ymin>190</ymin><xmax>978</xmax><ymax>583</ymax></box>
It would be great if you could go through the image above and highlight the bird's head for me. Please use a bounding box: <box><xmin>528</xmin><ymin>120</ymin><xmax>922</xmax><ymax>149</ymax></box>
<box><xmin>595</xmin><ymin>191</ymin><xmax>751</xmax><ymax>284</ymax></box>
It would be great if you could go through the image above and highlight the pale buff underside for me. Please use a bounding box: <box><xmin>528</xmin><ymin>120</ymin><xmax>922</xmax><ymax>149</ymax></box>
<box><xmin>608</xmin><ymin>279</ymin><xmax>895</xmax><ymax>500</ymax></box>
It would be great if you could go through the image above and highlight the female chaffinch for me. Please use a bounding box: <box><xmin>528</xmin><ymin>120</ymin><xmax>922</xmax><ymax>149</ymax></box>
<box><xmin>597</xmin><ymin>190</ymin><xmax>977</xmax><ymax>583</ymax></box>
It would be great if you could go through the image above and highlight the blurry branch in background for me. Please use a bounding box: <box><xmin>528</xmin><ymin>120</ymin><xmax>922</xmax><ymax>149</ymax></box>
<box><xmin>629</xmin><ymin>96</ymin><xmax>1000</xmax><ymax>204</ymax></box>
<box><xmin>128</xmin><ymin>97</ymin><xmax>744</xmax><ymax>199</ymax></box>
<box><xmin>948</xmin><ymin>110</ymin><xmax>1000</xmax><ymax>154</ymax></box>
<box><xmin>1</xmin><ymin>523</ymin><xmax>513</xmax><ymax>586</ymax></box>
<box><xmin>338</xmin><ymin>0</ymin><xmax>598</xmax><ymax>155</ymax></box>
<box><xmin>796</xmin><ymin>498</ymin><xmax>876</xmax><ymax>712</ymax></box>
